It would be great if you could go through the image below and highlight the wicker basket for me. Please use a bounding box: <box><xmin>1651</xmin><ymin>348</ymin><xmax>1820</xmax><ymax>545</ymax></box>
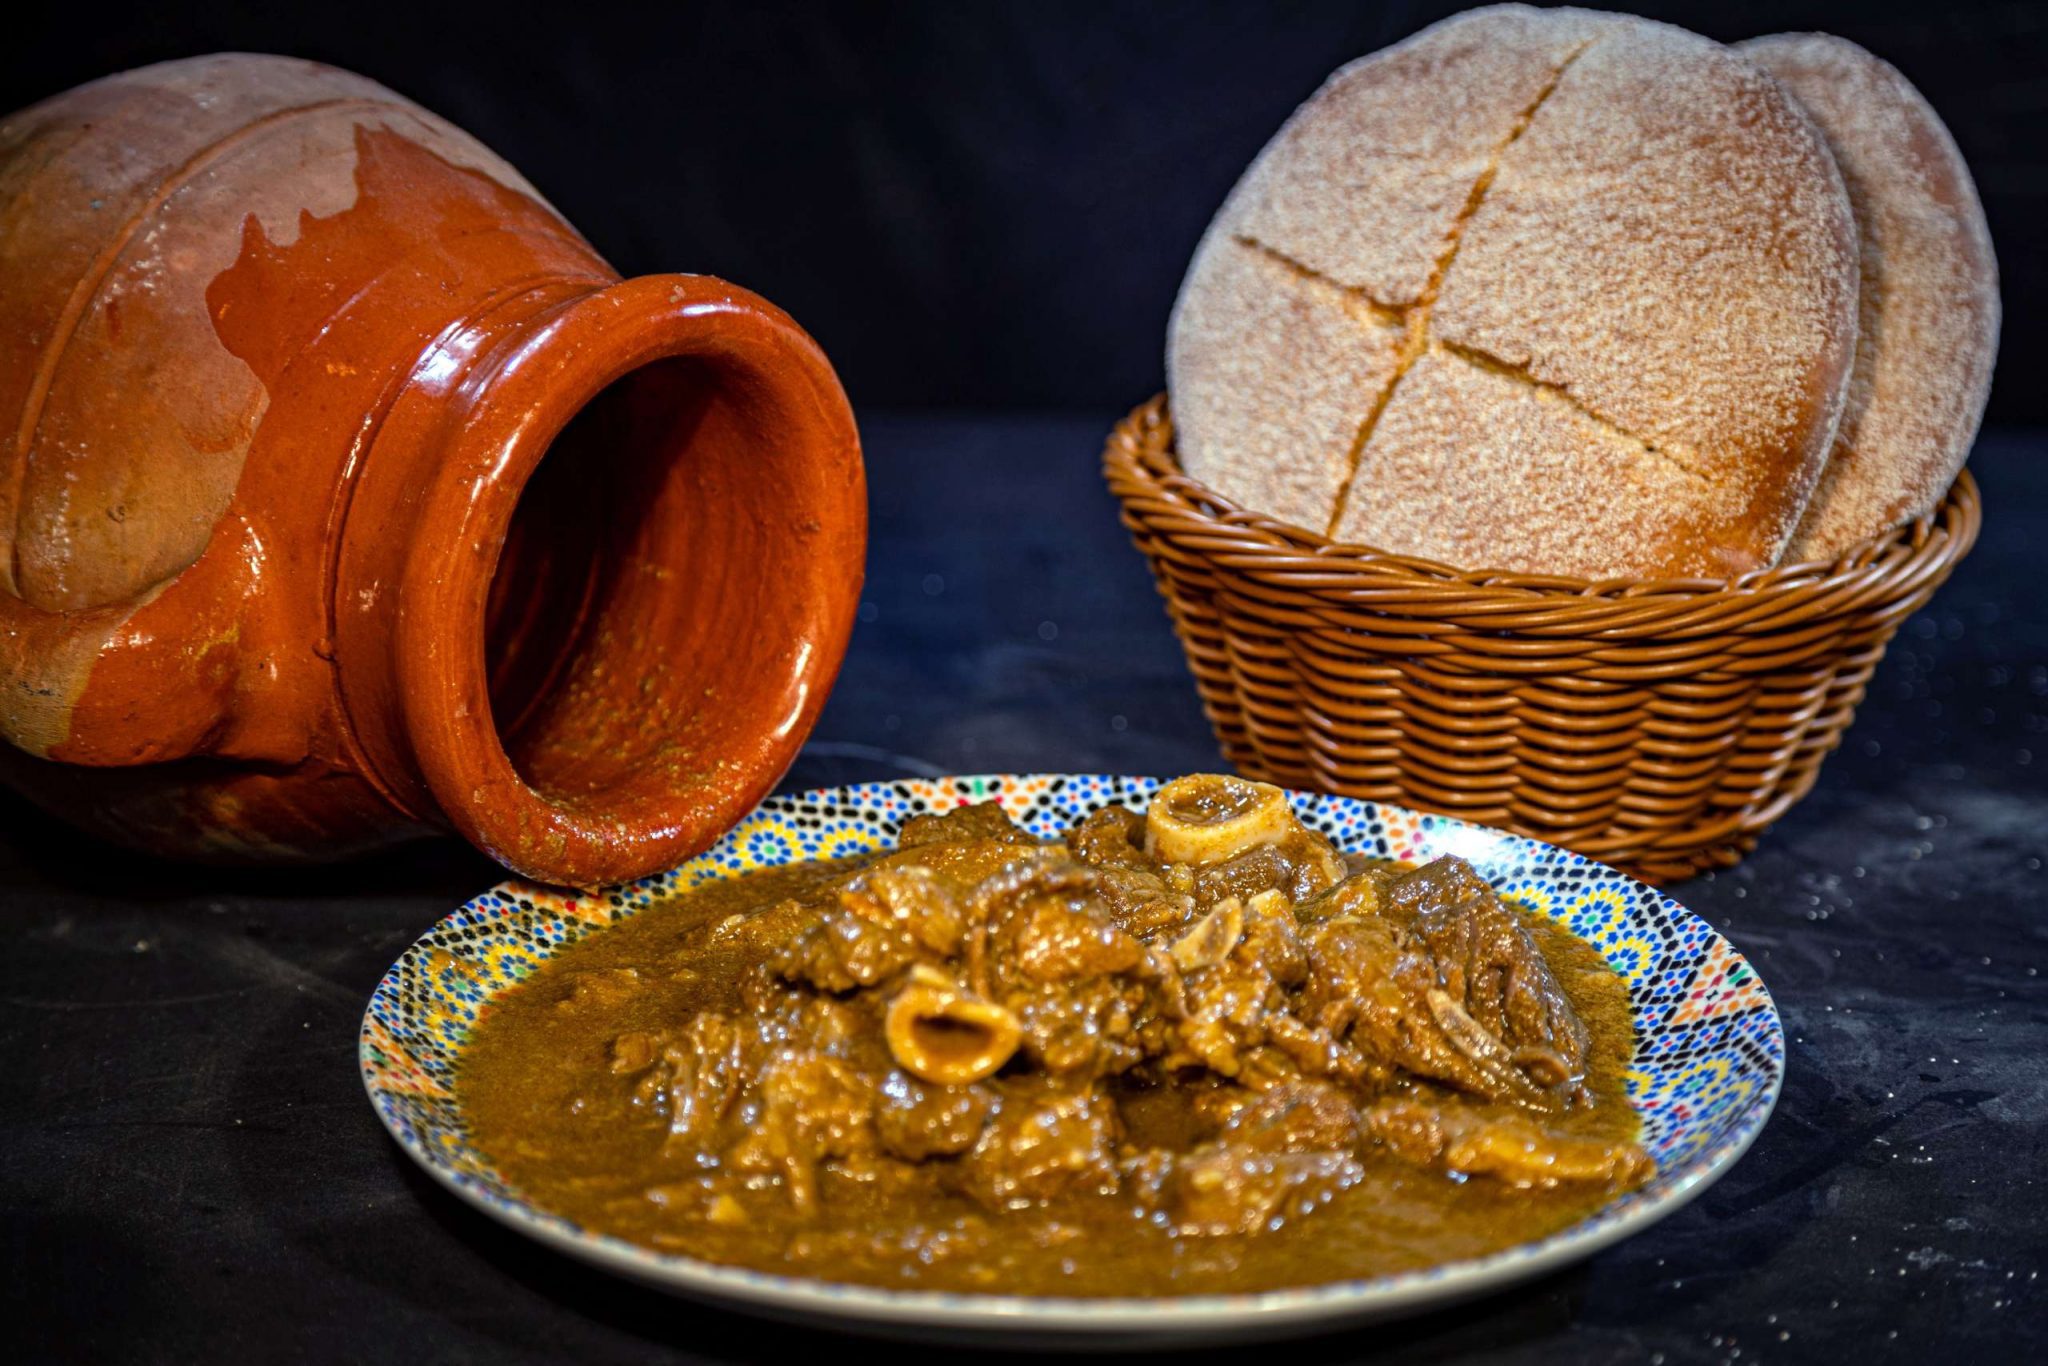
<box><xmin>1102</xmin><ymin>396</ymin><xmax>1981</xmax><ymax>883</ymax></box>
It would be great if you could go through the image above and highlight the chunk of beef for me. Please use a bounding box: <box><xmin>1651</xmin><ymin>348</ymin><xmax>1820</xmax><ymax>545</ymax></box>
<box><xmin>1362</xmin><ymin>1096</ymin><xmax>1653</xmax><ymax>1189</ymax></box>
<box><xmin>1000</xmin><ymin>895</ymin><xmax>1147</xmax><ymax>984</ymax></box>
<box><xmin>744</xmin><ymin>981</ymin><xmax>872</xmax><ymax>1057</ymax></box>
<box><xmin>959</xmin><ymin>850</ymin><xmax>1099</xmax><ymax>997</ymax></box>
<box><xmin>1151</xmin><ymin>895</ymin><xmax>1349</xmax><ymax>1085</ymax></box>
<box><xmin>611</xmin><ymin>1012</ymin><xmax>753</xmax><ymax>1150</ymax></box>
<box><xmin>769</xmin><ymin>908</ymin><xmax>920</xmax><ymax>992</ymax></box>
<box><xmin>1159</xmin><ymin>932</ymin><xmax>1296</xmax><ymax>1080</ymax></box>
<box><xmin>1220</xmin><ymin>1079</ymin><xmax>1361</xmax><ymax>1153</ymax></box>
<box><xmin>959</xmin><ymin>1081</ymin><xmax>1122</xmax><ymax>1209</ymax></box>
<box><xmin>726</xmin><ymin>1052</ymin><xmax>878</xmax><ymax>1212</ymax></box>
<box><xmin>874</xmin><ymin>1070</ymin><xmax>995</xmax><ymax>1161</ymax></box>
<box><xmin>1303</xmin><ymin>919</ymin><xmax>1560</xmax><ymax>1110</ymax></box>
<box><xmin>1383</xmin><ymin>858</ymin><xmax>1590</xmax><ymax>1094</ymax></box>
<box><xmin>1007</xmin><ymin>976</ymin><xmax>1149</xmax><ymax>1078</ymax></box>
<box><xmin>839</xmin><ymin>865</ymin><xmax>964</xmax><ymax>955</ymax></box>
<box><xmin>898</xmin><ymin>800</ymin><xmax>1034</xmax><ymax>848</ymax></box>
<box><xmin>1237</xmin><ymin>891</ymin><xmax>1308</xmax><ymax>987</ymax></box>
<box><xmin>1101</xmin><ymin>878</ymin><xmax>1195</xmax><ymax>939</ymax></box>
<box><xmin>1190</xmin><ymin>843</ymin><xmax>1288</xmax><ymax>907</ymax></box>
<box><xmin>1064</xmin><ymin>804</ymin><xmax>1150</xmax><ymax>869</ymax></box>
<box><xmin>1297</xmin><ymin>863</ymin><xmax>1404</xmax><ymax>923</ymax></box>
<box><xmin>911</xmin><ymin>849</ymin><xmax>1182</xmax><ymax>1081</ymax></box>
<box><xmin>1260</xmin><ymin>1012</ymin><xmax>1388</xmax><ymax>1090</ymax></box>
<box><xmin>702</xmin><ymin>896</ymin><xmax>817</xmax><ymax>955</ymax></box>
<box><xmin>1192</xmin><ymin>840</ymin><xmax>1343</xmax><ymax>911</ymax></box>
<box><xmin>1072</xmin><ymin>842</ymin><xmax>1190</xmax><ymax>941</ymax></box>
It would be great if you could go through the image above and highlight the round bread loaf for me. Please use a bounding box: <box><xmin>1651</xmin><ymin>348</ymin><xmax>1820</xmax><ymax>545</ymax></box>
<box><xmin>1741</xmin><ymin>34</ymin><xmax>2000</xmax><ymax>562</ymax></box>
<box><xmin>1167</xmin><ymin>5</ymin><xmax>1860</xmax><ymax>579</ymax></box>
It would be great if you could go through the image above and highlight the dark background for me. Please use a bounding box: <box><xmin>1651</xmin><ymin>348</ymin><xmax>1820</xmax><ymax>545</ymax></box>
<box><xmin>5</xmin><ymin>5</ymin><xmax>2045</xmax><ymax>1363</ymax></box>
<box><xmin>8</xmin><ymin>0</ymin><xmax>2046</xmax><ymax>418</ymax></box>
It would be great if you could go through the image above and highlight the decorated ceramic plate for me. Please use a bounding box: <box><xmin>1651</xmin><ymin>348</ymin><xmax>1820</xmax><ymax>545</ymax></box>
<box><xmin>361</xmin><ymin>775</ymin><xmax>1782</xmax><ymax>1345</ymax></box>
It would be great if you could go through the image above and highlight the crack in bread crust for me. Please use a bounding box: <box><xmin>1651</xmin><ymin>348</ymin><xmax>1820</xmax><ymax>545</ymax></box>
<box><xmin>1232</xmin><ymin>236</ymin><xmax>1408</xmax><ymax>328</ymax></box>
<box><xmin>1321</xmin><ymin>41</ymin><xmax>1595</xmax><ymax>539</ymax></box>
<box><xmin>1432</xmin><ymin>341</ymin><xmax>1711</xmax><ymax>486</ymax></box>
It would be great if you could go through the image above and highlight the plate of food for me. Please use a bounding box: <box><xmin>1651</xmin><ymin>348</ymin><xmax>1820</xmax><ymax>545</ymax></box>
<box><xmin>360</xmin><ymin>773</ymin><xmax>1781</xmax><ymax>1344</ymax></box>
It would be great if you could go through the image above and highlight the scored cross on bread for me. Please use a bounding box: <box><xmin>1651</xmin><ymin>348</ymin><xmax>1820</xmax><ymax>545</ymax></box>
<box><xmin>1168</xmin><ymin>5</ymin><xmax>1861</xmax><ymax>580</ymax></box>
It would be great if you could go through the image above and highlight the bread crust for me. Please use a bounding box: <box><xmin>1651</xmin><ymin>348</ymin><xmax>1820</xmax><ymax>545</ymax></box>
<box><xmin>1168</xmin><ymin>5</ymin><xmax>1861</xmax><ymax>579</ymax></box>
<box><xmin>1742</xmin><ymin>33</ymin><xmax>2000</xmax><ymax>561</ymax></box>
<box><xmin>1169</xmin><ymin>238</ymin><xmax>1405</xmax><ymax>533</ymax></box>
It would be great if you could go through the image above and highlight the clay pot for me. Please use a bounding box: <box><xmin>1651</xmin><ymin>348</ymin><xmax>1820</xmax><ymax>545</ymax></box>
<box><xmin>0</xmin><ymin>56</ymin><xmax>866</xmax><ymax>886</ymax></box>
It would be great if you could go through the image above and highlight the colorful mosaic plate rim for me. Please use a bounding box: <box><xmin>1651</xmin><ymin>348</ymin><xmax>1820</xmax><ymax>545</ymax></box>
<box><xmin>361</xmin><ymin>774</ymin><xmax>1783</xmax><ymax>1340</ymax></box>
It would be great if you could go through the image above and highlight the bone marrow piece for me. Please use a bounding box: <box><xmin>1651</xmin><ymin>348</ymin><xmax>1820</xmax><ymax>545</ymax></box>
<box><xmin>1146</xmin><ymin>773</ymin><xmax>1347</xmax><ymax>892</ymax></box>
<box><xmin>885</xmin><ymin>966</ymin><xmax>1024</xmax><ymax>1085</ymax></box>
<box><xmin>1146</xmin><ymin>773</ymin><xmax>1294</xmax><ymax>862</ymax></box>
<box><xmin>459</xmin><ymin>775</ymin><xmax>1649</xmax><ymax>1296</ymax></box>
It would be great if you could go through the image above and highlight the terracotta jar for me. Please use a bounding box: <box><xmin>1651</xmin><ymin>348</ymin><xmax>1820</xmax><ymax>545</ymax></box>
<box><xmin>0</xmin><ymin>56</ymin><xmax>865</xmax><ymax>886</ymax></box>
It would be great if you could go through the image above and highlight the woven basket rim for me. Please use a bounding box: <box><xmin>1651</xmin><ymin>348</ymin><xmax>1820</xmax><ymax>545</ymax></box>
<box><xmin>1100</xmin><ymin>394</ymin><xmax>1981</xmax><ymax>880</ymax></box>
<box><xmin>1104</xmin><ymin>394</ymin><xmax>1981</xmax><ymax>616</ymax></box>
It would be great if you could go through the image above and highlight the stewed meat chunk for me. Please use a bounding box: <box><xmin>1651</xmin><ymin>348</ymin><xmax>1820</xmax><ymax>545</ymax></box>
<box><xmin>1363</xmin><ymin>1096</ymin><xmax>1655</xmax><ymax>1189</ymax></box>
<box><xmin>1383</xmin><ymin>858</ymin><xmax>1591</xmax><ymax>1097</ymax></box>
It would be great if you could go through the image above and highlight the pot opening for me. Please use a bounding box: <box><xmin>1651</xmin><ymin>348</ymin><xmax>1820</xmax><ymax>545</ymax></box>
<box><xmin>479</xmin><ymin>354</ymin><xmax>811</xmax><ymax>816</ymax></box>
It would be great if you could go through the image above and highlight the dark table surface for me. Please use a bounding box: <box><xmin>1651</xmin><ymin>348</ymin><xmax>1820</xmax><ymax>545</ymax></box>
<box><xmin>4</xmin><ymin>414</ymin><xmax>2043</xmax><ymax>1364</ymax></box>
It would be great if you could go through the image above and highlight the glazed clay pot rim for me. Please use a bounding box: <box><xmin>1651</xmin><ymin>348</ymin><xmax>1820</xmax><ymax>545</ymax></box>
<box><xmin>394</xmin><ymin>272</ymin><xmax>858</xmax><ymax>887</ymax></box>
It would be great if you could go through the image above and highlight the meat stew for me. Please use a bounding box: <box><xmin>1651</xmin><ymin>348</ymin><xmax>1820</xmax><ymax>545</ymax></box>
<box><xmin>459</xmin><ymin>774</ymin><xmax>1650</xmax><ymax>1296</ymax></box>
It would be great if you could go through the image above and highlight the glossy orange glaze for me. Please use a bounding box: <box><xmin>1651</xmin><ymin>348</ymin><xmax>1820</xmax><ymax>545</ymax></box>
<box><xmin>0</xmin><ymin>56</ymin><xmax>864</xmax><ymax>884</ymax></box>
